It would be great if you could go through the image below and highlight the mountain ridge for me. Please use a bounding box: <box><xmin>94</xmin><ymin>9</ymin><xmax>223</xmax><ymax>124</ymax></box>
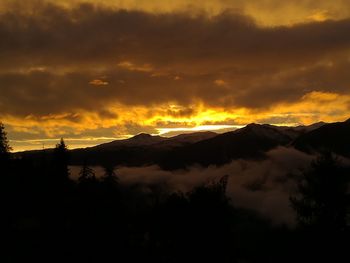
<box><xmin>13</xmin><ymin>119</ymin><xmax>350</xmax><ymax>169</ymax></box>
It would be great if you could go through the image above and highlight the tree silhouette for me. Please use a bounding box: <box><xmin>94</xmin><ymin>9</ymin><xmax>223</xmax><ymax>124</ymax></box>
<box><xmin>78</xmin><ymin>162</ymin><xmax>96</xmax><ymax>184</ymax></box>
<box><xmin>102</xmin><ymin>164</ymin><xmax>119</xmax><ymax>186</ymax></box>
<box><xmin>188</xmin><ymin>174</ymin><xmax>230</xmax><ymax>207</ymax></box>
<box><xmin>148</xmin><ymin>175</ymin><xmax>235</xmax><ymax>262</ymax></box>
<box><xmin>0</xmin><ymin>122</ymin><xmax>12</xmax><ymax>161</ymax></box>
<box><xmin>290</xmin><ymin>152</ymin><xmax>349</xmax><ymax>232</ymax></box>
<box><xmin>53</xmin><ymin>138</ymin><xmax>70</xmax><ymax>183</ymax></box>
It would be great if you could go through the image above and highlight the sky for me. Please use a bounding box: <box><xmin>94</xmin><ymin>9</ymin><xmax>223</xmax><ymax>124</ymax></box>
<box><xmin>1</xmin><ymin>0</ymin><xmax>350</xmax><ymax>151</ymax></box>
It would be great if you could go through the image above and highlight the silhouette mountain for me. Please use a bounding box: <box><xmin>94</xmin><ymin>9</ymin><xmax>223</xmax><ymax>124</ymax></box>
<box><xmin>293</xmin><ymin>118</ymin><xmax>350</xmax><ymax>157</ymax></box>
<box><xmin>159</xmin><ymin>123</ymin><xmax>295</xmax><ymax>169</ymax></box>
<box><xmin>94</xmin><ymin>133</ymin><xmax>167</xmax><ymax>149</ymax></box>
<box><xmin>160</xmin><ymin>131</ymin><xmax>217</xmax><ymax>148</ymax></box>
<box><xmin>68</xmin><ymin>131</ymin><xmax>217</xmax><ymax>167</ymax></box>
<box><xmin>270</xmin><ymin>121</ymin><xmax>326</xmax><ymax>139</ymax></box>
<box><xmin>14</xmin><ymin>119</ymin><xmax>349</xmax><ymax>169</ymax></box>
<box><xmin>93</xmin><ymin>131</ymin><xmax>217</xmax><ymax>150</ymax></box>
<box><xmin>5</xmin><ymin>120</ymin><xmax>349</xmax><ymax>263</ymax></box>
<box><xmin>294</xmin><ymin>121</ymin><xmax>326</xmax><ymax>132</ymax></box>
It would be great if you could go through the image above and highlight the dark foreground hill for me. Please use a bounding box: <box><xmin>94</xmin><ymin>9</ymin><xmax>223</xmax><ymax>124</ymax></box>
<box><xmin>69</xmin><ymin>121</ymin><xmax>330</xmax><ymax>169</ymax></box>
<box><xmin>159</xmin><ymin>123</ymin><xmax>295</xmax><ymax>169</ymax></box>
<box><xmin>293</xmin><ymin>118</ymin><xmax>350</xmax><ymax>157</ymax></box>
<box><xmin>4</xmin><ymin>120</ymin><xmax>350</xmax><ymax>263</ymax></box>
<box><xmin>67</xmin><ymin>131</ymin><xmax>217</xmax><ymax>167</ymax></box>
<box><xmin>14</xmin><ymin>119</ymin><xmax>350</xmax><ymax>169</ymax></box>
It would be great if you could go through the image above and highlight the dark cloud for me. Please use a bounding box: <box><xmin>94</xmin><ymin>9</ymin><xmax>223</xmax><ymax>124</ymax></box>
<box><xmin>121</xmin><ymin>122</ymin><xmax>158</xmax><ymax>135</ymax></box>
<box><xmin>1</xmin><ymin>3</ymin><xmax>349</xmax><ymax>71</ymax></box>
<box><xmin>1</xmin><ymin>1</ymin><xmax>350</xmax><ymax>151</ymax></box>
<box><xmin>1</xmin><ymin>2</ymin><xmax>350</xmax><ymax>116</ymax></box>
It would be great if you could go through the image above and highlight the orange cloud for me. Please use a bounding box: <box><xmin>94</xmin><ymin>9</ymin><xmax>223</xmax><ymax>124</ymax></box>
<box><xmin>4</xmin><ymin>91</ymin><xmax>350</xmax><ymax>151</ymax></box>
<box><xmin>308</xmin><ymin>10</ymin><xmax>330</xmax><ymax>22</ymax></box>
<box><xmin>117</xmin><ymin>61</ymin><xmax>154</xmax><ymax>72</ymax></box>
<box><xmin>1</xmin><ymin>2</ymin><xmax>350</xmax><ymax>151</ymax></box>
<box><xmin>89</xmin><ymin>79</ymin><xmax>109</xmax><ymax>86</ymax></box>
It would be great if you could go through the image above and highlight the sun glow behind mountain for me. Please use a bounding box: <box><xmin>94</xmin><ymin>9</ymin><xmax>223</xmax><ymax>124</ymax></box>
<box><xmin>1</xmin><ymin>0</ymin><xmax>350</xmax><ymax>151</ymax></box>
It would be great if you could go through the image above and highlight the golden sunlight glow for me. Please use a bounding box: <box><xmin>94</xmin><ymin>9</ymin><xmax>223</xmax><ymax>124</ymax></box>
<box><xmin>89</xmin><ymin>79</ymin><xmax>109</xmax><ymax>86</ymax></box>
<box><xmin>117</xmin><ymin>61</ymin><xmax>154</xmax><ymax>72</ymax></box>
<box><xmin>157</xmin><ymin>125</ymin><xmax>243</xmax><ymax>136</ymax></box>
<box><xmin>1</xmin><ymin>1</ymin><xmax>350</xmax><ymax>153</ymax></box>
<box><xmin>308</xmin><ymin>10</ymin><xmax>330</xmax><ymax>22</ymax></box>
<box><xmin>6</xmin><ymin>91</ymin><xmax>350</xmax><ymax>152</ymax></box>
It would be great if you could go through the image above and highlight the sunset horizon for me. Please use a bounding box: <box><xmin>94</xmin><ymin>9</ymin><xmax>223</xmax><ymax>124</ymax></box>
<box><xmin>2</xmin><ymin>1</ymin><xmax>350</xmax><ymax>262</ymax></box>
<box><xmin>10</xmin><ymin>119</ymin><xmax>347</xmax><ymax>152</ymax></box>
<box><xmin>1</xmin><ymin>0</ymin><xmax>350</xmax><ymax>151</ymax></box>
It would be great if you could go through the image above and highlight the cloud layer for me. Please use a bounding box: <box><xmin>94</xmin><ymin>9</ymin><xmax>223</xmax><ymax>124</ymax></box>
<box><xmin>1</xmin><ymin>1</ymin><xmax>350</xmax><ymax>150</ymax></box>
<box><xmin>70</xmin><ymin>147</ymin><xmax>315</xmax><ymax>224</ymax></box>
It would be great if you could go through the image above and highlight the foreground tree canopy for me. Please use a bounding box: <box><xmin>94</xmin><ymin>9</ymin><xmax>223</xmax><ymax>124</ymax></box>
<box><xmin>1</xmin><ymin>122</ymin><xmax>349</xmax><ymax>262</ymax></box>
<box><xmin>291</xmin><ymin>152</ymin><xmax>350</xmax><ymax>232</ymax></box>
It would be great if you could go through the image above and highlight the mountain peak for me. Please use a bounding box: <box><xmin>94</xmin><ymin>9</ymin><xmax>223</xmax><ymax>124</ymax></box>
<box><xmin>246</xmin><ymin>123</ymin><xmax>260</xmax><ymax>127</ymax></box>
<box><xmin>244</xmin><ymin>123</ymin><xmax>274</xmax><ymax>132</ymax></box>
<box><xmin>242</xmin><ymin>123</ymin><xmax>263</xmax><ymax>131</ymax></box>
<box><xmin>309</xmin><ymin>121</ymin><xmax>326</xmax><ymax>127</ymax></box>
<box><xmin>132</xmin><ymin>133</ymin><xmax>152</xmax><ymax>139</ymax></box>
<box><xmin>235</xmin><ymin>122</ymin><xmax>293</xmax><ymax>143</ymax></box>
<box><xmin>127</xmin><ymin>133</ymin><xmax>165</xmax><ymax>145</ymax></box>
<box><xmin>295</xmin><ymin>121</ymin><xmax>326</xmax><ymax>132</ymax></box>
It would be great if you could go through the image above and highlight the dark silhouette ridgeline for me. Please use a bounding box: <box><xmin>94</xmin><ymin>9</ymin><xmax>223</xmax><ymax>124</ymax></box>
<box><xmin>1</xmin><ymin>122</ymin><xmax>349</xmax><ymax>262</ymax></box>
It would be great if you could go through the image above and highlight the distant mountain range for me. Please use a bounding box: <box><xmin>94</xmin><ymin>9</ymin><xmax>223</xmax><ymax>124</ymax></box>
<box><xmin>93</xmin><ymin>131</ymin><xmax>217</xmax><ymax>149</ymax></box>
<box><xmin>293</xmin><ymin>118</ymin><xmax>350</xmax><ymax>156</ymax></box>
<box><xmin>15</xmin><ymin>119</ymin><xmax>350</xmax><ymax>169</ymax></box>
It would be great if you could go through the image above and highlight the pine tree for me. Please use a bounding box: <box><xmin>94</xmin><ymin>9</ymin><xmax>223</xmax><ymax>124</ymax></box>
<box><xmin>290</xmin><ymin>152</ymin><xmax>349</xmax><ymax>232</ymax></box>
<box><xmin>53</xmin><ymin>138</ymin><xmax>70</xmax><ymax>181</ymax></box>
<box><xmin>0</xmin><ymin>122</ymin><xmax>12</xmax><ymax>161</ymax></box>
<box><xmin>78</xmin><ymin>162</ymin><xmax>96</xmax><ymax>183</ymax></box>
<box><xmin>102</xmin><ymin>165</ymin><xmax>119</xmax><ymax>185</ymax></box>
<box><xmin>0</xmin><ymin>122</ymin><xmax>11</xmax><ymax>153</ymax></box>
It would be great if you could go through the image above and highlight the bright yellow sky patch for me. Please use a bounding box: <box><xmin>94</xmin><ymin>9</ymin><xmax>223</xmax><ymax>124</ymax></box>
<box><xmin>1</xmin><ymin>1</ymin><xmax>350</xmax><ymax>151</ymax></box>
<box><xmin>6</xmin><ymin>91</ymin><xmax>350</xmax><ymax>151</ymax></box>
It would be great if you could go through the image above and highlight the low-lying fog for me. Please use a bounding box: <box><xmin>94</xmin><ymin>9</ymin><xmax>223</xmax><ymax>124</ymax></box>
<box><xmin>70</xmin><ymin>147</ymin><xmax>349</xmax><ymax>225</ymax></box>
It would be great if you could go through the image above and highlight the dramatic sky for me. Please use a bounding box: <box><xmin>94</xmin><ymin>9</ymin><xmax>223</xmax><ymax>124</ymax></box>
<box><xmin>1</xmin><ymin>0</ymin><xmax>350</xmax><ymax>151</ymax></box>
